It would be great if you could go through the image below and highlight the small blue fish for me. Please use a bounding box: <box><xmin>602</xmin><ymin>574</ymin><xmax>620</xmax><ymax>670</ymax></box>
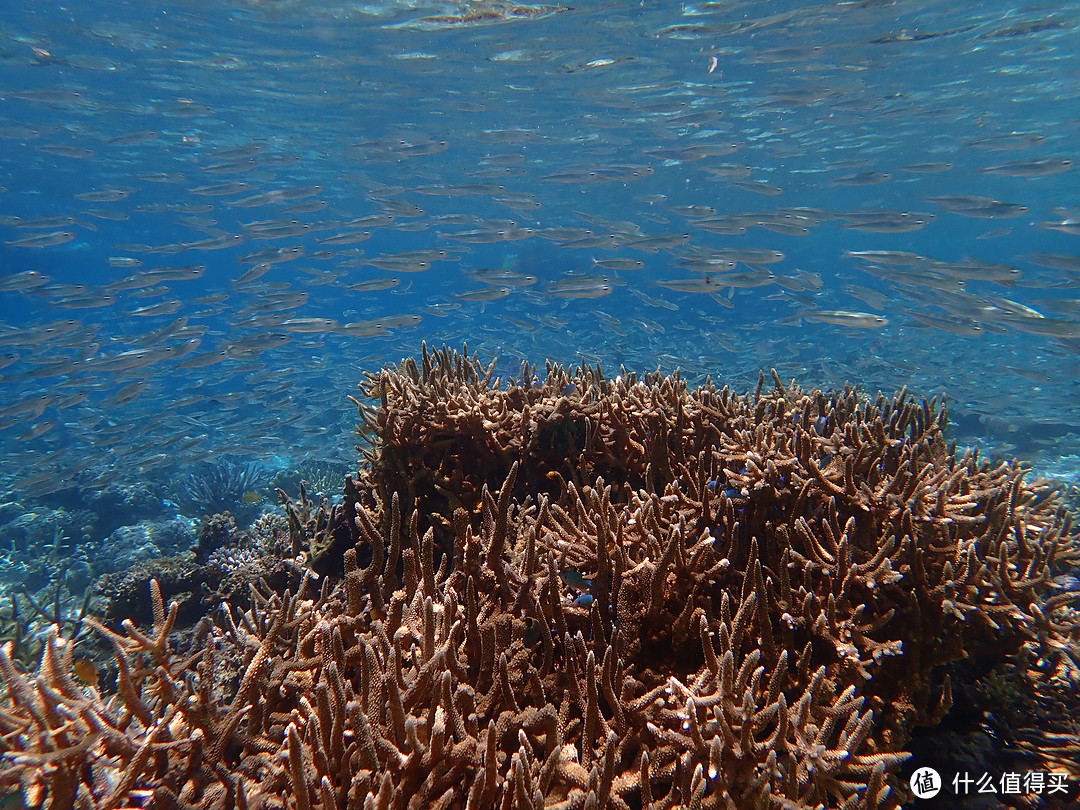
<box><xmin>563</xmin><ymin>383</ymin><xmax>578</xmax><ymax>397</ymax></box>
<box><xmin>1051</xmin><ymin>573</ymin><xmax>1080</xmax><ymax>591</ymax></box>
<box><xmin>560</xmin><ymin>570</ymin><xmax>592</xmax><ymax>590</ymax></box>
<box><xmin>573</xmin><ymin>593</ymin><xmax>595</xmax><ymax>607</ymax></box>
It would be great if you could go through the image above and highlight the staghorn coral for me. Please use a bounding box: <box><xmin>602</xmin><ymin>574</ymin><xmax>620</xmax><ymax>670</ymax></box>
<box><xmin>1</xmin><ymin>344</ymin><xmax>1078</xmax><ymax>809</ymax></box>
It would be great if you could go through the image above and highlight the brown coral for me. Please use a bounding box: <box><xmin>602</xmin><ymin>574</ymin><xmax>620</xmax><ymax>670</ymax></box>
<box><xmin>1</xmin><ymin>344</ymin><xmax>1078</xmax><ymax>809</ymax></box>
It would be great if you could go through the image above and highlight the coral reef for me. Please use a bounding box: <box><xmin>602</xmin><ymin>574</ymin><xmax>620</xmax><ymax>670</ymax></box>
<box><xmin>1</xmin><ymin>344</ymin><xmax>1078</xmax><ymax>809</ymax></box>
<box><xmin>277</xmin><ymin>460</ymin><xmax>357</xmax><ymax>503</ymax></box>
<box><xmin>0</xmin><ymin>486</ymin><xmax>172</xmax><ymax>637</ymax></box>
<box><xmin>0</xmin><ymin>504</ymin><xmax>97</xmax><ymax>593</ymax></box>
<box><xmin>97</xmin><ymin>512</ymin><xmax>301</xmax><ymax>630</ymax></box>
<box><xmin>93</xmin><ymin>518</ymin><xmax>199</xmax><ymax>577</ymax></box>
<box><xmin>172</xmin><ymin>459</ymin><xmax>277</xmax><ymax>523</ymax></box>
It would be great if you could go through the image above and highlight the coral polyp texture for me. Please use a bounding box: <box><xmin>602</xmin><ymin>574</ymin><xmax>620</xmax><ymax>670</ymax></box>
<box><xmin>3</xmin><ymin>344</ymin><xmax>1079</xmax><ymax>809</ymax></box>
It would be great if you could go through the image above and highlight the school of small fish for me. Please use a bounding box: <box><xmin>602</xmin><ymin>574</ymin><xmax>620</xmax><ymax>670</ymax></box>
<box><xmin>1</xmin><ymin>0</ymin><xmax>1079</xmax><ymax>499</ymax></box>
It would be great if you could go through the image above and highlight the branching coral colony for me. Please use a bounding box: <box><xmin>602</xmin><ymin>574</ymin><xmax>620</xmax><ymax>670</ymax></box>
<box><xmin>2</xmin><ymin>343</ymin><xmax>1079</xmax><ymax>809</ymax></box>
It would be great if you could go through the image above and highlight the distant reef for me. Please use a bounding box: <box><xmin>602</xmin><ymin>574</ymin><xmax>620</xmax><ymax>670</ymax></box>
<box><xmin>2</xmin><ymin>344</ymin><xmax>1077</xmax><ymax>809</ymax></box>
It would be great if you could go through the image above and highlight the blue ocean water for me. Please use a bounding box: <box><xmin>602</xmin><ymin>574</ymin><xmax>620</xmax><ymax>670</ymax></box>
<box><xmin>1</xmin><ymin>0</ymin><xmax>1079</xmax><ymax>530</ymax></box>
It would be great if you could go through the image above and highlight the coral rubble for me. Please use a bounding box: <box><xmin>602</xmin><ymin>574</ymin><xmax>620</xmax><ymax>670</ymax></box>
<box><xmin>2</xmin><ymin>344</ymin><xmax>1078</xmax><ymax>809</ymax></box>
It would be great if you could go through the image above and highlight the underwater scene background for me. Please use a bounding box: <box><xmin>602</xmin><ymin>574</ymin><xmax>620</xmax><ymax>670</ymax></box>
<box><xmin>1</xmin><ymin>1</ymin><xmax>1079</xmax><ymax>808</ymax></box>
